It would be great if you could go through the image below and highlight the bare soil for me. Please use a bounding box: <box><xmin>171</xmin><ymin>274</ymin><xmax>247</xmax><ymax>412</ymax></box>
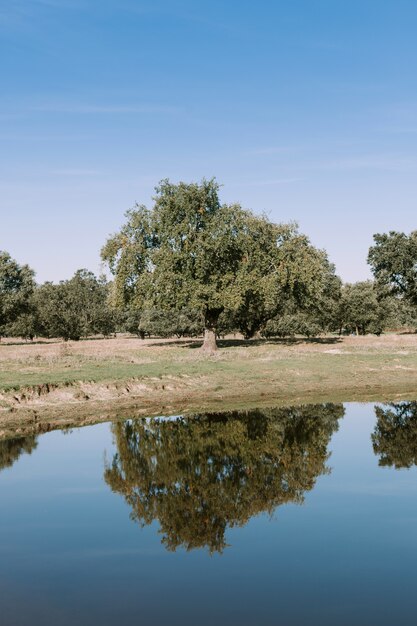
<box><xmin>1</xmin><ymin>333</ymin><xmax>416</xmax><ymax>439</ymax></box>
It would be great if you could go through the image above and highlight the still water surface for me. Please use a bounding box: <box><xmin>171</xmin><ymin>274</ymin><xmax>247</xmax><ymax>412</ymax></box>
<box><xmin>1</xmin><ymin>402</ymin><xmax>417</xmax><ymax>625</ymax></box>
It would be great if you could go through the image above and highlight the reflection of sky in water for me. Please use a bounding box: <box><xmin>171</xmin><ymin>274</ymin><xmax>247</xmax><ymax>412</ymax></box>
<box><xmin>1</xmin><ymin>403</ymin><xmax>417</xmax><ymax>626</ymax></box>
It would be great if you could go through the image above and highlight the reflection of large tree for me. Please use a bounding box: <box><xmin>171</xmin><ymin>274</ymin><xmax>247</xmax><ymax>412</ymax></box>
<box><xmin>105</xmin><ymin>404</ymin><xmax>344</xmax><ymax>553</ymax></box>
<box><xmin>0</xmin><ymin>436</ymin><xmax>38</xmax><ymax>472</ymax></box>
<box><xmin>372</xmin><ymin>402</ymin><xmax>417</xmax><ymax>468</ymax></box>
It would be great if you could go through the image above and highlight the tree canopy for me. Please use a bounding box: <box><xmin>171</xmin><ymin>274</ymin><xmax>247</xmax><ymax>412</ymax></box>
<box><xmin>35</xmin><ymin>269</ymin><xmax>115</xmax><ymax>341</ymax></box>
<box><xmin>337</xmin><ymin>280</ymin><xmax>393</xmax><ymax>336</ymax></box>
<box><xmin>104</xmin><ymin>403</ymin><xmax>344</xmax><ymax>553</ymax></box>
<box><xmin>101</xmin><ymin>179</ymin><xmax>333</xmax><ymax>349</ymax></box>
<box><xmin>0</xmin><ymin>251</ymin><xmax>36</xmax><ymax>338</ymax></box>
<box><xmin>368</xmin><ymin>231</ymin><xmax>417</xmax><ymax>305</ymax></box>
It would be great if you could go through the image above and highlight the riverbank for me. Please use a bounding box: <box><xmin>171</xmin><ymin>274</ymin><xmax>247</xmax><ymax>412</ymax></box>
<box><xmin>1</xmin><ymin>334</ymin><xmax>416</xmax><ymax>438</ymax></box>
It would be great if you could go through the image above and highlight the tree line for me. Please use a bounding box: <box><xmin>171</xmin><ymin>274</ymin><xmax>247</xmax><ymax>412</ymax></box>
<box><xmin>1</xmin><ymin>179</ymin><xmax>417</xmax><ymax>347</ymax></box>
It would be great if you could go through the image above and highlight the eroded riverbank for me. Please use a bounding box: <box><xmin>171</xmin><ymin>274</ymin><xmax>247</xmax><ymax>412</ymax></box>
<box><xmin>1</xmin><ymin>334</ymin><xmax>417</xmax><ymax>438</ymax></box>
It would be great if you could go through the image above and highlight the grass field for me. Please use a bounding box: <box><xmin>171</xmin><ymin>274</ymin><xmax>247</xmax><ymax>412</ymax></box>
<box><xmin>1</xmin><ymin>333</ymin><xmax>417</xmax><ymax>438</ymax></box>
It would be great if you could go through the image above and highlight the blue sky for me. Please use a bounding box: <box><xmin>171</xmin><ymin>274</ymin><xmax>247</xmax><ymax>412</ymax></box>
<box><xmin>1</xmin><ymin>0</ymin><xmax>417</xmax><ymax>283</ymax></box>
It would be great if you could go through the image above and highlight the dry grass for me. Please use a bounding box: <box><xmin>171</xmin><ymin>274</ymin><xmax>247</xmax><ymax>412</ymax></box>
<box><xmin>1</xmin><ymin>333</ymin><xmax>417</xmax><ymax>436</ymax></box>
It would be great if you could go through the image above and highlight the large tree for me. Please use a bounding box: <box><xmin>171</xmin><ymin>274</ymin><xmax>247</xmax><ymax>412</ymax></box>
<box><xmin>368</xmin><ymin>231</ymin><xmax>417</xmax><ymax>305</ymax></box>
<box><xmin>105</xmin><ymin>403</ymin><xmax>344</xmax><ymax>553</ymax></box>
<box><xmin>0</xmin><ymin>251</ymin><xmax>36</xmax><ymax>338</ymax></box>
<box><xmin>101</xmin><ymin>179</ymin><xmax>331</xmax><ymax>350</ymax></box>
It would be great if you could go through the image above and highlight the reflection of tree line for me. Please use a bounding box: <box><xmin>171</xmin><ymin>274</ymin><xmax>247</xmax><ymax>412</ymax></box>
<box><xmin>0</xmin><ymin>436</ymin><xmax>37</xmax><ymax>472</ymax></box>
<box><xmin>372</xmin><ymin>402</ymin><xmax>417</xmax><ymax>468</ymax></box>
<box><xmin>3</xmin><ymin>401</ymin><xmax>417</xmax><ymax>552</ymax></box>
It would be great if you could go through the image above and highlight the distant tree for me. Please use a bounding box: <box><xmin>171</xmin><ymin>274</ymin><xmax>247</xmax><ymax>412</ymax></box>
<box><xmin>120</xmin><ymin>306</ymin><xmax>146</xmax><ymax>338</ymax></box>
<box><xmin>37</xmin><ymin>270</ymin><xmax>115</xmax><ymax>341</ymax></box>
<box><xmin>102</xmin><ymin>179</ymin><xmax>333</xmax><ymax>349</ymax></box>
<box><xmin>311</xmin><ymin>262</ymin><xmax>343</xmax><ymax>333</ymax></box>
<box><xmin>0</xmin><ymin>436</ymin><xmax>38</xmax><ymax>472</ymax></box>
<box><xmin>262</xmin><ymin>310</ymin><xmax>322</xmax><ymax>338</ymax></box>
<box><xmin>338</xmin><ymin>281</ymin><xmax>391</xmax><ymax>335</ymax></box>
<box><xmin>368</xmin><ymin>231</ymin><xmax>417</xmax><ymax>306</ymax></box>
<box><xmin>372</xmin><ymin>402</ymin><xmax>417</xmax><ymax>468</ymax></box>
<box><xmin>0</xmin><ymin>251</ymin><xmax>36</xmax><ymax>339</ymax></box>
<box><xmin>104</xmin><ymin>403</ymin><xmax>344</xmax><ymax>553</ymax></box>
<box><xmin>5</xmin><ymin>307</ymin><xmax>43</xmax><ymax>341</ymax></box>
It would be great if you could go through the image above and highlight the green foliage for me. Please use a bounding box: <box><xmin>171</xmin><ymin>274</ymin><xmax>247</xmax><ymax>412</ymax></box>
<box><xmin>140</xmin><ymin>308</ymin><xmax>203</xmax><ymax>338</ymax></box>
<box><xmin>36</xmin><ymin>270</ymin><xmax>115</xmax><ymax>341</ymax></box>
<box><xmin>104</xmin><ymin>403</ymin><xmax>344</xmax><ymax>553</ymax></box>
<box><xmin>102</xmin><ymin>179</ymin><xmax>334</xmax><ymax>347</ymax></box>
<box><xmin>311</xmin><ymin>262</ymin><xmax>343</xmax><ymax>332</ymax></box>
<box><xmin>0</xmin><ymin>251</ymin><xmax>36</xmax><ymax>338</ymax></box>
<box><xmin>392</xmin><ymin>299</ymin><xmax>417</xmax><ymax>331</ymax></box>
<box><xmin>263</xmin><ymin>311</ymin><xmax>322</xmax><ymax>338</ymax></box>
<box><xmin>372</xmin><ymin>402</ymin><xmax>417</xmax><ymax>468</ymax></box>
<box><xmin>5</xmin><ymin>308</ymin><xmax>43</xmax><ymax>341</ymax></box>
<box><xmin>338</xmin><ymin>281</ymin><xmax>392</xmax><ymax>335</ymax></box>
<box><xmin>229</xmin><ymin>220</ymin><xmax>334</xmax><ymax>339</ymax></box>
<box><xmin>0</xmin><ymin>436</ymin><xmax>38</xmax><ymax>472</ymax></box>
<box><xmin>119</xmin><ymin>307</ymin><xmax>145</xmax><ymax>337</ymax></box>
<box><xmin>368</xmin><ymin>231</ymin><xmax>417</xmax><ymax>305</ymax></box>
<box><xmin>102</xmin><ymin>179</ymin><xmax>250</xmax><ymax>349</ymax></box>
<box><xmin>261</xmin><ymin>261</ymin><xmax>341</xmax><ymax>338</ymax></box>
<box><xmin>120</xmin><ymin>307</ymin><xmax>203</xmax><ymax>339</ymax></box>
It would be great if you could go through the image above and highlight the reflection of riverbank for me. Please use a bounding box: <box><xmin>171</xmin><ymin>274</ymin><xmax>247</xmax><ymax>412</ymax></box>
<box><xmin>105</xmin><ymin>404</ymin><xmax>344</xmax><ymax>553</ymax></box>
<box><xmin>3</xmin><ymin>390</ymin><xmax>417</xmax><ymax>444</ymax></box>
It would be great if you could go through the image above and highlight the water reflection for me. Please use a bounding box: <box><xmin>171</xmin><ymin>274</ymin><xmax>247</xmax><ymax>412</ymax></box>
<box><xmin>372</xmin><ymin>402</ymin><xmax>417</xmax><ymax>468</ymax></box>
<box><xmin>0</xmin><ymin>436</ymin><xmax>38</xmax><ymax>472</ymax></box>
<box><xmin>105</xmin><ymin>403</ymin><xmax>345</xmax><ymax>553</ymax></box>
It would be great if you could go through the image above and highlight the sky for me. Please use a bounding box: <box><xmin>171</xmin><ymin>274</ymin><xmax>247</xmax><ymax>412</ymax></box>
<box><xmin>1</xmin><ymin>0</ymin><xmax>417</xmax><ymax>283</ymax></box>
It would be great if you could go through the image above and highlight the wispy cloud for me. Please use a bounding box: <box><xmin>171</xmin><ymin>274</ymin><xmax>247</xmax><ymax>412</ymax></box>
<box><xmin>385</xmin><ymin>126</ymin><xmax>417</xmax><ymax>134</ymax></box>
<box><xmin>0</xmin><ymin>132</ymin><xmax>91</xmax><ymax>142</ymax></box>
<box><xmin>372</xmin><ymin>101</ymin><xmax>417</xmax><ymax>135</ymax></box>
<box><xmin>8</xmin><ymin>0</ymin><xmax>83</xmax><ymax>10</ymax></box>
<box><xmin>237</xmin><ymin>177</ymin><xmax>303</xmax><ymax>187</ymax></box>
<box><xmin>243</xmin><ymin>146</ymin><xmax>301</xmax><ymax>157</ymax></box>
<box><xmin>0</xmin><ymin>101</ymin><xmax>182</xmax><ymax>119</ymax></box>
<box><xmin>120</xmin><ymin>0</ymin><xmax>237</xmax><ymax>35</ymax></box>
<box><xmin>315</xmin><ymin>154</ymin><xmax>417</xmax><ymax>172</ymax></box>
<box><xmin>30</xmin><ymin>102</ymin><xmax>181</xmax><ymax>115</ymax></box>
<box><xmin>0</xmin><ymin>0</ymin><xmax>81</xmax><ymax>30</ymax></box>
<box><xmin>32</xmin><ymin>0</ymin><xmax>82</xmax><ymax>6</ymax></box>
<box><xmin>50</xmin><ymin>168</ymin><xmax>101</xmax><ymax>176</ymax></box>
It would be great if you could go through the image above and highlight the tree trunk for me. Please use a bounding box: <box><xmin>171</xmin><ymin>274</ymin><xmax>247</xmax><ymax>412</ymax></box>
<box><xmin>201</xmin><ymin>309</ymin><xmax>222</xmax><ymax>352</ymax></box>
<box><xmin>202</xmin><ymin>327</ymin><xmax>217</xmax><ymax>352</ymax></box>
